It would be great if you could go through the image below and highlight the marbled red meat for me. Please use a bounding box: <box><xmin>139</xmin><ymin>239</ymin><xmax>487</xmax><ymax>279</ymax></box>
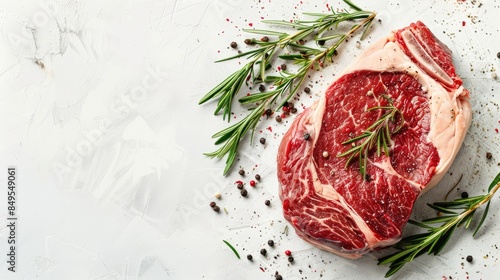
<box><xmin>277</xmin><ymin>21</ymin><xmax>471</xmax><ymax>258</ymax></box>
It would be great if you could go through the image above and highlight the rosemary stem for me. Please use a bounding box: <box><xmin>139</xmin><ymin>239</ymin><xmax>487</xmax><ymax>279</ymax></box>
<box><xmin>347</xmin><ymin>12</ymin><xmax>377</xmax><ymax>36</ymax></box>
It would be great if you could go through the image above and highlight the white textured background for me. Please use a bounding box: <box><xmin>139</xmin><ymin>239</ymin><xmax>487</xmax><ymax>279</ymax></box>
<box><xmin>0</xmin><ymin>0</ymin><xmax>499</xmax><ymax>279</ymax></box>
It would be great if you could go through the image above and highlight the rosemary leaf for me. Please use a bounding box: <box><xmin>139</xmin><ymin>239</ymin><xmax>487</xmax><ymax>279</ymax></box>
<box><xmin>344</xmin><ymin>0</ymin><xmax>363</xmax><ymax>11</ymax></box>
<box><xmin>317</xmin><ymin>34</ymin><xmax>346</xmax><ymax>42</ymax></box>
<box><xmin>261</xmin><ymin>19</ymin><xmax>308</xmax><ymax>28</ymax></box>
<box><xmin>264</xmin><ymin>75</ymin><xmax>283</xmax><ymax>83</ymax></box>
<box><xmin>222</xmin><ymin>240</ymin><xmax>240</xmax><ymax>259</ymax></box>
<box><xmin>300</xmin><ymin>12</ymin><xmax>330</xmax><ymax>17</ymax></box>
<box><xmin>422</xmin><ymin>215</ymin><xmax>458</xmax><ymax>224</ymax></box>
<box><xmin>431</xmin><ymin>223</ymin><xmax>457</xmax><ymax>255</ymax></box>
<box><xmin>460</xmin><ymin>210</ymin><xmax>475</xmax><ymax>228</ymax></box>
<box><xmin>215</xmin><ymin>48</ymin><xmax>263</xmax><ymax>63</ymax></box>
<box><xmin>488</xmin><ymin>171</ymin><xmax>500</xmax><ymax>191</ymax></box>
<box><xmin>239</xmin><ymin>91</ymin><xmax>278</xmax><ymax>104</ymax></box>
<box><xmin>360</xmin><ymin>16</ymin><xmax>374</xmax><ymax>40</ymax></box>
<box><xmin>384</xmin><ymin>263</ymin><xmax>406</xmax><ymax>278</ymax></box>
<box><xmin>242</xmin><ymin>28</ymin><xmax>288</xmax><ymax>37</ymax></box>
<box><xmin>473</xmin><ymin>201</ymin><xmax>490</xmax><ymax>236</ymax></box>
<box><xmin>278</xmin><ymin>54</ymin><xmax>304</xmax><ymax>60</ymax></box>
<box><xmin>426</xmin><ymin>203</ymin><xmax>458</xmax><ymax>215</ymax></box>
<box><xmin>433</xmin><ymin>196</ymin><xmax>484</xmax><ymax>208</ymax></box>
<box><xmin>397</xmin><ymin>232</ymin><xmax>432</xmax><ymax>246</ymax></box>
<box><xmin>407</xmin><ymin>219</ymin><xmax>434</xmax><ymax>230</ymax></box>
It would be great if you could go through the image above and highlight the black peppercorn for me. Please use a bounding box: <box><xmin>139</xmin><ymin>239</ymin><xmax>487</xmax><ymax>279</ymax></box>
<box><xmin>239</xmin><ymin>169</ymin><xmax>245</xmax><ymax>176</ymax></box>
<box><xmin>486</xmin><ymin>152</ymin><xmax>492</xmax><ymax>159</ymax></box>
<box><xmin>466</xmin><ymin>255</ymin><xmax>473</xmax><ymax>262</ymax></box>
<box><xmin>260</xmin><ymin>137</ymin><xmax>266</xmax><ymax>144</ymax></box>
<box><xmin>275</xmin><ymin>275</ymin><xmax>283</xmax><ymax>280</ymax></box>
<box><xmin>259</xmin><ymin>84</ymin><xmax>266</xmax><ymax>92</ymax></box>
<box><xmin>265</xmin><ymin>199</ymin><xmax>271</xmax><ymax>206</ymax></box>
<box><xmin>280</xmin><ymin>64</ymin><xmax>287</xmax><ymax>71</ymax></box>
<box><xmin>275</xmin><ymin>115</ymin><xmax>282</xmax><ymax>122</ymax></box>
<box><xmin>291</xmin><ymin>108</ymin><xmax>297</xmax><ymax>114</ymax></box>
<box><xmin>255</xmin><ymin>174</ymin><xmax>261</xmax><ymax>180</ymax></box>
<box><xmin>365</xmin><ymin>174</ymin><xmax>372</xmax><ymax>182</ymax></box>
<box><xmin>209</xmin><ymin>201</ymin><xmax>216</xmax><ymax>208</ymax></box>
<box><xmin>265</xmin><ymin>109</ymin><xmax>273</xmax><ymax>117</ymax></box>
<box><xmin>230</xmin><ymin>41</ymin><xmax>237</xmax><ymax>48</ymax></box>
<box><xmin>261</xmin><ymin>36</ymin><xmax>269</xmax><ymax>42</ymax></box>
<box><xmin>298</xmin><ymin>39</ymin><xmax>305</xmax><ymax>45</ymax></box>
<box><xmin>497</xmin><ymin>52</ymin><xmax>500</xmax><ymax>59</ymax></box>
<box><xmin>213</xmin><ymin>205</ymin><xmax>220</xmax><ymax>212</ymax></box>
<box><xmin>304</xmin><ymin>87</ymin><xmax>311</xmax><ymax>94</ymax></box>
<box><xmin>241</xmin><ymin>189</ymin><xmax>248</xmax><ymax>197</ymax></box>
<box><xmin>303</xmin><ymin>133</ymin><xmax>310</xmax><ymax>140</ymax></box>
<box><xmin>288</xmin><ymin>256</ymin><xmax>294</xmax><ymax>262</ymax></box>
<box><xmin>247</xmin><ymin>254</ymin><xmax>253</xmax><ymax>260</ymax></box>
<box><xmin>260</xmin><ymin>248</ymin><xmax>267</xmax><ymax>256</ymax></box>
<box><xmin>461</xmin><ymin>192</ymin><xmax>469</xmax><ymax>199</ymax></box>
<box><xmin>318</xmin><ymin>39</ymin><xmax>325</xmax><ymax>46</ymax></box>
<box><xmin>268</xmin><ymin>239</ymin><xmax>274</xmax><ymax>246</ymax></box>
<box><xmin>237</xmin><ymin>183</ymin><xmax>244</xmax><ymax>189</ymax></box>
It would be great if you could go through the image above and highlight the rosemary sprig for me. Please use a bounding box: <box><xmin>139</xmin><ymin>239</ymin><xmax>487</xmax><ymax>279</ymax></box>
<box><xmin>200</xmin><ymin>0</ymin><xmax>377</xmax><ymax>174</ymax></box>
<box><xmin>337</xmin><ymin>96</ymin><xmax>404</xmax><ymax>179</ymax></box>
<box><xmin>378</xmin><ymin>171</ymin><xmax>500</xmax><ymax>278</ymax></box>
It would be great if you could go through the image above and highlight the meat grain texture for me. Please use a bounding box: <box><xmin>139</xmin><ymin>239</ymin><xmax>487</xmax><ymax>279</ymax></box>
<box><xmin>277</xmin><ymin>22</ymin><xmax>471</xmax><ymax>258</ymax></box>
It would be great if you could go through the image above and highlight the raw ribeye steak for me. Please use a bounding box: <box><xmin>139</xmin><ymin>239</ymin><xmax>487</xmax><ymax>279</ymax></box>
<box><xmin>277</xmin><ymin>21</ymin><xmax>471</xmax><ymax>258</ymax></box>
